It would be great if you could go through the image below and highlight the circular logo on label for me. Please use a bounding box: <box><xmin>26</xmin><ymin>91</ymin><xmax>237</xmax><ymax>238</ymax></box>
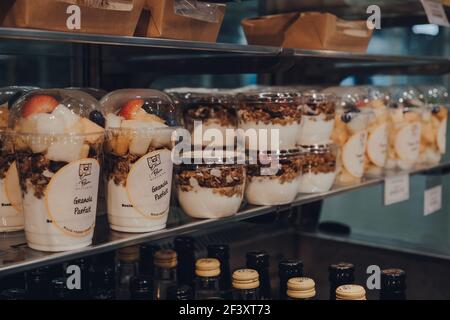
<box><xmin>367</xmin><ymin>123</ymin><xmax>388</xmax><ymax>167</ymax></box>
<box><xmin>342</xmin><ymin>131</ymin><xmax>368</xmax><ymax>178</ymax></box>
<box><xmin>395</xmin><ymin>123</ymin><xmax>421</xmax><ymax>162</ymax></box>
<box><xmin>126</xmin><ymin>149</ymin><xmax>173</xmax><ymax>220</ymax></box>
<box><xmin>45</xmin><ymin>159</ymin><xmax>99</xmax><ymax>238</ymax></box>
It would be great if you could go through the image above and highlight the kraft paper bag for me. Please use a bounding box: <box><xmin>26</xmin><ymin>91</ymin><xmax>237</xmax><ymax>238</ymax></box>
<box><xmin>0</xmin><ymin>0</ymin><xmax>145</xmax><ymax>36</ymax></box>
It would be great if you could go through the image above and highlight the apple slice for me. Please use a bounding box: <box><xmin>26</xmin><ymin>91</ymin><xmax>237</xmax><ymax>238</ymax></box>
<box><xmin>367</xmin><ymin>123</ymin><xmax>388</xmax><ymax>167</ymax></box>
<box><xmin>437</xmin><ymin>120</ymin><xmax>447</xmax><ymax>154</ymax></box>
<box><xmin>342</xmin><ymin>131</ymin><xmax>367</xmax><ymax>178</ymax></box>
<box><xmin>105</xmin><ymin>113</ymin><xmax>124</xmax><ymax>129</ymax></box>
<box><xmin>4</xmin><ymin>162</ymin><xmax>22</xmax><ymax>213</ymax></box>
<box><xmin>81</xmin><ymin>118</ymin><xmax>105</xmax><ymax>144</ymax></box>
<box><xmin>394</xmin><ymin>123</ymin><xmax>421</xmax><ymax>162</ymax></box>
<box><xmin>22</xmin><ymin>95</ymin><xmax>58</xmax><ymax>118</ymax></box>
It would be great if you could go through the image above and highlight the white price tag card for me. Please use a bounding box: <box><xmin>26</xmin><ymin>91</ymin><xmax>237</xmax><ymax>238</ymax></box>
<box><xmin>421</xmin><ymin>0</ymin><xmax>450</xmax><ymax>26</ymax></box>
<box><xmin>384</xmin><ymin>174</ymin><xmax>410</xmax><ymax>206</ymax></box>
<box><xmin>424</xmin><ymin>185</ymin><xmax>442</xmax><ymax>216</ymax></box>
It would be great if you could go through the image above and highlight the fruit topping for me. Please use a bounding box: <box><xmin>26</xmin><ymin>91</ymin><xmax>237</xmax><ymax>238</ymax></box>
<box><xmin>22</xmin><ymin>95</ymin><xmax>58</xmax><ymax>118</ymax></box>
<box><xmin>118</xmin><ymin>99</ymin><xmax>144</xmax><ymax>120</ymax></box>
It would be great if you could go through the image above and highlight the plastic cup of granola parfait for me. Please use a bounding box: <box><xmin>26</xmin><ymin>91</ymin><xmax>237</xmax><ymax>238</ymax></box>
<box><xmin>0</xmin><ymin>87</ymin><xmax>38</xmax><ymax>232</ymax></box>
<box><xmin>237</xmin><ymin>91</ymin><xmax>302</xmax><ymax>150</ymax></box>
<box><xmin>298</xmin><ymin>92</ymin><xmax>336</xmax><ymax>145</ymax></box>
<box><xmin>386</xmin><ymin>87</ymin><xmax>424</xmax><ymax>170</ymax></box>
<box><xmin>326</xmin><ymin>89</ymin><xmax>372</xmax><ymax>185</ymax></box>
<box><xmin>298</xmin><ymin>144</ymin><xmax>337</xmax><ymax>194</ymax></box>
<box><xmin>417</xmin><ymin>86</ymin><xmax>448</xmax><ymax>165</ymax></box>
<box><xmin>101</xmin><ymin>89</ymin><xmax>177</xmax><ymax>233</ymax></box>
<box><xmin>177</xmin><ymin>91</ymin><xmax>237</xmax><ymax>147</ymax></box>
<box><xmin>360</xmin><ymin>86</ymin><xmax>390</xmax><ymax>176</ymax></box>
<box><xmin>174</xmin><ymin>150</ymin><xmax>245</xmax><ymax>219</ymax></box>
<box><xmin>9</xmin><ymin>89</ymin><xmax>105</xmax><ymax>251</ymax></box>
<box><xmin>245</xmin><ymin>149</ymin><xmax>302</xmax><ymax>205</ymax></box>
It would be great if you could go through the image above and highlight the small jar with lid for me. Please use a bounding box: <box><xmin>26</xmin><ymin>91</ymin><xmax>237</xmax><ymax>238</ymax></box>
<box><xmin>175</xmin><ymin>91</ymin><xmax>238</xmax><ymax>147</ymax></box>
<box><xmin>279</xmin><ymin>260</ymin><xmax>304</xmax><ymax>300</ymax></box>
<box><xmin>237</xmin><ymin>91</ymin><xmax>302</xmax><ymax>150</ymax></box>
<box><xmin>325</xmin><ymin>87</ymin><xmax>372</xmax><ymax>185</ymax></box>
<box><xmin>386</xmin><ymin>86</ymin><xmax>424</xmax><ymax>170</ymax></box>
<box><xmin>195</xmin><ymin>258</ymin><xmax>223</xmax><ymax>300</ymax></box>
<box><xmin>380</xmin><ymin>268</ymin><xmax>406</xmax><ymax>300</ymax></box>
<box><xmin>245</xmin><ymin>149</ymin><xmax>302</xmax><ymax>205</ymax></box>
<box><xmin>287</xmin><ymin>277</ymin><xmax>316</xmax><ymax>300</ymax></box>
<box><xmin>335</xmin><ymin>284</ymin><xmax>367</xmax><ymax>300</ymax></box>
<box><xmin>232</xmin><ymin>269</ymin><xmax>260</xmax><ymax>300</ymax></box>
<box><xmin>328</xmin><ymin>262</ymin><xmax>355</xmax><ymax>300</ymax></box>
<box><xmin>298</xmin><ymin>92</ymin><xmax>336</xmax><ymax>145</ymax></box>
<box><xmin>153</xmin><ymin>249</ymin><xmax>178</xmax><ymax>300</ymax></box>
<box><xmin>417</xmin><ymin>85</ymin><xmax>448</xmax><ymax>165</ymax></box>
<box><xmin>101</xmin><ymin>89</ymin><xmax>178</xmax><ymax>233</ymax></box>
<box><xmin>298</xmin><ymin>144</ymin><xmax>337</xmax><ymax>193</ymax></box>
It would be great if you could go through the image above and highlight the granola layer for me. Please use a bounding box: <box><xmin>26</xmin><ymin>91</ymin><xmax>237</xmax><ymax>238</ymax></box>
<box><xmin>247</xmin><ymin>155</ymin><xmax>302</xmax><ymax>183</ymax></box>
<box><xmin>184</xmin><ymin>104</ymin><xmax>237</xmax><ymax>128</ymax></box>
<box><xmin>302</xmin><ymin>100</ymin><xmax>335</xmax><ymax>121</ymax></box>
<box><xmin>301</xmin><ymin>152</ymin><xmax>336</xmax><ymax>174</ymax></box>
<box><xmin>238</xmin><ymin>102</ymin><xmax>302</xmax><ymax>126</ymax></box>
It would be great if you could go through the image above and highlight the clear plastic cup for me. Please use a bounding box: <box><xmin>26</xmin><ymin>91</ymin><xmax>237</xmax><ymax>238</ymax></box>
<box><xmin>175</xmin><ymin>91</ymin><xmax>238</xmax><ymax>147</ymax></box>
<box><xmin>237</xmin><ymin>91</ymin><xmax>302</xmax><ymax>150</ymax></box>
<box><xmin>0</xmin><ymin>129</ymin><xmax>23</xmax><ymax>232</ymax></box>
<box><xmin>100</xmin><ymin>89</ymin><xmax>177</xmax><ymax>233</ymax></box>
<box><xmin>298</xmin><ymin>92</ymin><xmax>336</xmax><ymax>145</ymax></box>
<box><xmin>9</xmin><ymin>89</ymin><xmax>105</xmax><ymax>251</ymax></box>
<box><xmin>298</xmin><ymin>144</ymin><xmax>337</xmax><ymax>194</ymax></box>
<box><xmin>174</xmin><ymin>150</ymin><xmax>245</xmax><ymax>219</ymax></box>
<box><xmin>325</xmin><ymin>87</ymin><xmax>372</xmax><ymax>185</ymax></box>
<box><xmin>245</xmin><ymin>149</ymin><xmax>302</xmax><ymax>205</ymax></box>
<box><xmin>417</xmin><ymin>85</ymin><xmax>448</xmax><ymax>165</ymax></box>
<box><xmin>386</xmin><ymin>87</ymin><xmax>424</xmax><ymax>170</ymax></box>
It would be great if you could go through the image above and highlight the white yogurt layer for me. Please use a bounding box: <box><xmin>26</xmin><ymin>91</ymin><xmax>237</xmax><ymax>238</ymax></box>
<box><xmin>23</xmin><ymin>192</ymin><xmax>93</xmax><ymax>252</ymax></box>
<box><xmin>245</xmin><ymin>176</ymin><xmax>299</xmax><ymax>205</ymax></box>
<box><xmin>298</xmin><ymin>115</ymin><xmax>335</xmax><ymax>145</ymax></box>
<box><xmin>298</xmin><ymin>172</ymin><xmax>336</xmax><ymax>194</ymax></box>
<box><xmin>177</xmin><ymin>185</ymin><xmax>243</xmax><ymax>219</ymax></box>
<box><xmin>107</xmin><ymin>180</ymin><xmax>168</xmax><ymax>233</ymax></box>
<box><xmin>238</xmin><ymin>120</ymin><xmax>300</xmax><ymax>150</ymax></box>
<box><xmin>0</xmin><ymin>179</ymin><xmax>24</xmax><ymax>232</ymax></box>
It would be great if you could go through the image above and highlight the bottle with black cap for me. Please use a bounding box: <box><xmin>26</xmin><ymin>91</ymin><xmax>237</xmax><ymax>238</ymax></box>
<box><xmin>278</xmin><ymin>260</ymin><xmax>303</xmax><ymax>300</ymax></box>
<box><xmin>207</xmin><ymin>244</ymin><xmax>232</xmax><ymax>299</ymax></box>
<box><xmin>328</xmin><ymin>262</ymin><xmax>355</xmax><ymax>300</ymax></box>
<box><xmin>246</xmin><ymin>251</ymin><xmax>271</xmax><ymax>300</ymax></box>
<box><xmin>195</xmin><ymin>258</ymin><xmax>223</xmax><ymax>300</ymax></box>
<box><xmin>130</xmin><ymin>276</ymin><xmax>153</xmax><ymax>300</ymax></box>
<box><xmin>174</xmin><ymin>236</ymin><xmax>196</xmax><ymax>287</ymax></box>
<box><xmin>167</xmin><ymin>285</ymin><xmax>194</xmax><ymax>300</ymax></box>
<box><xmin>91</xmin><ymin>266</ymin><xmax>116</xmax><ymax>300</ymax></box>
<box><xmin>139</xmin><ymin>243</ymin><xmax>160</xmax><ymax>278</ymax></box>
<box><xmin>380</xmin><ymin>268</ymin><xmax>406</xmax><ymax>300</ymax></box>
<box><xmin>26</xmin><ymin>266</ymin><xmax>53</xmax><ymax>300</ymax></box>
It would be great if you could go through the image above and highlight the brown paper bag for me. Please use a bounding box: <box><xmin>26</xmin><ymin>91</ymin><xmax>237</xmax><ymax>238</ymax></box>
<box><xmin>0</xmin><ymin>0</ymin><xmax>145</xmax><ymax>36</ymax></box>
<box><xmin>242</xmin><ymin>12</ymin><xmax>373</xmax><ymax>53</ymax></box>
<box><xmin>136</xmin><ymin>0</ymin><xmax>226</xmax><ymax>42</ymax></box>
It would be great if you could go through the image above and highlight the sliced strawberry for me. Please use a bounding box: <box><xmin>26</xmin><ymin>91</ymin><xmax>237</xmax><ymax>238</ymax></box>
<box><xmin>118</xmin><ymin>99</ymin><xmax>144</xmax><ymax>120</ymax></box>
<box><xmin>22</xmin><ymin>95</ymin><xmax>59</xmax><ymax>118</ymax></box>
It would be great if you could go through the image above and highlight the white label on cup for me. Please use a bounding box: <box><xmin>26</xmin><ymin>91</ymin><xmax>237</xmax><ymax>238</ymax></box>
<box><xmin>424</xmin><ymin>185</ymin><xmax>442</xmax><ymax>216</ymax></box>
<box><xmin>1</xmin><ymin>162</ymin><xmax>22</xmax><ymax>216</ymax></box>
<box><xmin>342</xmin><ymin>131</ymin><xmax>368</xmax><ymax>178</ymax></box>
<box><xmin>421</xmin><ymin>0</ymin><xmax>450</xmax><ymax>27</ymax></box>
<box><xmin>384</xmin><ymin>174</ymin><xmax>410</xmax><ymax>206</ymax></box>
<box><xmin>367</xmin><ymin>123</ymin><xmax>388</xmax><ymax>167</ymax></box>
<box><xmin>437</xmin><ymin>119</ymin><xmax>447</xmax><ymax>154</ymax></box>
<box><xmin>126</xmin><ymin>149</ymin><xmax>173</xmax><ymax>219</ymax></box>
<box><xmin>395</xmin><ymin>122</ymin><xmax>421</xmax><ymax>162</ymax></box>
<box><xmin>45</xmin><ymin>159</ymin><xmax>99</xmax><ymax>237</ymax></box>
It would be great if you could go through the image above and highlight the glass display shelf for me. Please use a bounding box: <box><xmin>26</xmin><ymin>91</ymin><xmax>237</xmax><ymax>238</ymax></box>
<box><xmin>0</xmin><ymin>161</ymin><xmax>448</xmax><ymax>276</ymax></box>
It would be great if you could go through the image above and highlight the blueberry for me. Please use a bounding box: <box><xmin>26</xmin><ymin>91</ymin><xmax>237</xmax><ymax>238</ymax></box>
<box><xmin>432</xmin><ymin>106</ymin><xmax>441</xmax><ymax>114</ymax></box>
<box><xmin>341</xmin><ymin>113</ymin><xmax>352</xmax><ymax>123</ymax></box>
<box><xmin>49</xmin><ymin>161</ymin><xmax>67</xmax><ymax>173</ymax></box>
<box><xmin>89</xmin><ymin>110</ymin><xmax>105</xmax><ymax>128</ymax></box>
